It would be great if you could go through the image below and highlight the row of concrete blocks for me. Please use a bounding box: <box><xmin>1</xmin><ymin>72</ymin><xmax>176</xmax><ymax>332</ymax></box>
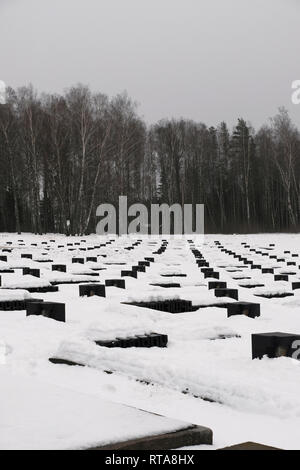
<box><xmin>24</xmin><ymin>300</ymin><xmax>300</xmax><ymax>361</ymax></box>
<box><xmin>0</xmin><ymin>238</ymin><xmax>144</xmax><ymax>265</ymax></box>
<box><xmin>189</xmin><ymin>248</ymin><xmax>261</xmax><ymax>315</ymax></box>
<box><xmin>26</xmin><ymin>301</ymin><xmax>168</xmax><ymax>349</ymax></box>
<box><xmin>216</xmin><ymin>241</ymin><xmax>300</xmax><ymax>268</ymax></box>
<box><xmin>192</xmin><ymin>247</ymin><xmax>296</xmax><ymax>300</ymax></box>
<box><xmin>210</xmin><ymin>243</ymin><xmax>300</xmax><ymax>360</ymax></box>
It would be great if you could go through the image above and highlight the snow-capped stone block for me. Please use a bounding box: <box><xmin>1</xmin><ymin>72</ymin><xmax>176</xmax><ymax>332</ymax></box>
<box><xmin>26</xmin><ymin>301</ymin><xmax>66</xmax><ymax>323</ymax></box>
<box><xmin>208</xmin><ymin>281</ymin><xmax>227</xmax><ymax>290</ymax></box>
<box><xmin>274</xmin><ymin>275</ymin><xmax>289</xmax><ymax>282</ymax></box>
<box><xmin>251</xmin><ymin>264</ymin><xmax>262</xmax><ymax>269</ymax></box>
<box><xmin>95</xmin><ymin>333</ymin><xmax>168</xmax><ymax>349</ymax></box>
<box><xmin>252</xmin><ymin>332</ymin><xmax>300</xmax><ymax>359</ymax></box>
<box><xmin>21</xmin><ymin>254</ymin><xmax>33</xmax><ymax>260</ymax></box>
<box><xmin>79</xmin><ymin>284</ymin><xmax>106</xmax><ymax>298</ymax></box>
<box><xmin>227</xmin><ymin>301</ymin><xmax>260</xmax><ymax>318</ymax></box>
<box><xmin>72</xmin><ymin>258</ymin><xmax>85</xmax><ymax>264</ymax></box>
<box><xmin>105</xmin><ymin>279</ymin><xmax>126</xmax><ymax>289</ymax></box>
<box><xmin>215</xmin><ymin>288</ymin><xmax>238</xmax><ymax>300</ymax></box>
<box><xmin>22</xmin><ymin>268</ymin><xmax>40</xmax><ymax>278</ymax></box>
<box><xmin>121</xmin><ymin>270</ymin><xmax>138</xmax><ymax>279</ymax></box>
<box><xmin>201</xmin><ymin>267</ymin><xmax>213</xmax><ymax>274</ymax></box>
<box><xmin>204</xmin><ymin>271</ymin><xmax>220</xmax><ymax>280</ymax></box>
<box><xmin>197</xmin><ymin>260</ymin><xmax>209</xmax><ymax>267</ymax></box>
<box><xmin>138</xmin><ymin>261</ymin><xmax>150</xmax><ymax>267</ymax></box>
<box><xmin>132</xmin><ymin>265</ymin><xmax>146</xmax><ymax>273</ymax></box>
<box><xmin>52</xmin><ymin>264</ymin><xmax>67</xmax><ymax>273</ymax></box>
<box><xmin>126</xmin><ymin>298</ymin><xmax>195</xmax><ymax>314</ymax></box>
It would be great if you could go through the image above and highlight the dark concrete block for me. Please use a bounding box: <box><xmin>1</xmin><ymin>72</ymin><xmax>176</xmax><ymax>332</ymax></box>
<box><xmin>49</xmin><ymin>357</ymin><xmax>85</xmax><ymax>367</ymax></box>
<box><xmin>227</xmin><ymin>302</ymin><xmax>260</xmax><ymax>318</ymax></box>
<box><xmin>121</xmin><ymin>270</ymin><xmax>138</xmax><ymax>279</ymax></box>
<box><xmin>204</xmin><ymin>271</ymin><xmax>220</xmax><ymax>279</ymax></box>
<box><xmin>21</xmin><ymin>254</ymin><xmax>33</xmax><ymax>259</ymax></box>
<box><xmin>150</xmin><ymin>283</ymin><xmax>181</xmax><ymax>288</ymax></box>
<box><xmin>126</xmin><ymin>299</ymin><xmax>194</xmax><ymax>314</ymax></box>
<box><xmin>95</xmin><ymin>333</ymin><xmax>168</xmax><ymax>349</ymax></box>
<box><xmin>252</xmin><ymin>332</ymin><xmax>300</xmax><ymax>359</ymax></box>
<box><xmin>105</xmin><ymin>279</ymin><xmax>126</xmax><ymax>289</ymax></box>
<box><xmin>201</xmin><ymin>267</ymin><xmax>213</xmax><ymax>274</ymax></box>
<box><xmin>197</xmin><ymin>260</ymin><xmax>209</xmax><ymax>267</ymax></box>
<box><xmin>138</xmin><ymin>261</ymin><xmax>150</xmax><ymax>267</ymax></box>
<box><xmin>262</xmin><ymin>268</ymin><xmax>274</xmax><ymax>274</ymax></box>
<box><xmin>26</xmin><ymin>301</ymin><xmax>65</xmax><ymax>322</ymax></box>
<box><xmin>208</xmin><ymin>281</ymin><xmax>227</xmax><ymax>290</ymax></box>
<box><xmin>22</xmin><ymin>268</ymin><xmax>40</xmax><ymax>278</ymax></box>
<box><xmin>215</xmin><ymin>288</ymin><xmax>238</xmax><ymax>300</ymax></box>
<box><xmin>255</xmin><ymin>292</ymin><xmax>294</xmax><ymax>299</ymax></box>
<box><xmin>274</xmin><ymin>275</ymin><xmax>289</xmax><ymax>282</ymax></box>
<box><xmin>132</xmin><ymin>265</ymin><xmax>146</xmax><ymax>273</ymax></box>
<box><xmin>79</xmin><ymin>284</ymin><xmax>106</xmax><ymax>297</ymax></box>
<box><xmin>72</xmin><ymin>258</ymin><xmax>85</xmax><ymax>264</ymax></box>
<box><xmin>52</xmin><ymin>264</ymin><xmax>67</xmax><ymax>273</ymax></box>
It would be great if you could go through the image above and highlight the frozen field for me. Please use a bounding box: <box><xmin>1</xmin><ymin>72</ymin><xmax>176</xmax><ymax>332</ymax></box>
<box><xmin>1</xmin><ymin>232</ymin><xmax>300</xmax><ymax>450</ymax></box>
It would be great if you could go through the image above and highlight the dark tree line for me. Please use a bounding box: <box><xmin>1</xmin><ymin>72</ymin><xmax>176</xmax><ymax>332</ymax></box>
<box><xmin>0</xmin><ymin>84</ymin><xmax>299</xmax><ymax>234</ymax></box>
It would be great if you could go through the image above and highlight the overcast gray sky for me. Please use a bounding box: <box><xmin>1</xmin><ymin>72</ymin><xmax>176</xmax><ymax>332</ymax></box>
<box><xmin>0</xmin><ymin>0</ymin><xmax>299</xmax><ymax>128</ymax></box>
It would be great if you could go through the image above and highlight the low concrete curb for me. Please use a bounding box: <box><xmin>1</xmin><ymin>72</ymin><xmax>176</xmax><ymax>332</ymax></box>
<box><xmin>87</xmin><ymin>425</ymin><xmax>213</xmax><ymax>450</ymax></box>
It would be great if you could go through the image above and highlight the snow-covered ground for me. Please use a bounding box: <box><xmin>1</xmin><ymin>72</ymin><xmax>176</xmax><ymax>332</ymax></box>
<box><xmin>1</xmin><ymin>232</ymin><xmax>300</xmax><ymax>450</ymax></box>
